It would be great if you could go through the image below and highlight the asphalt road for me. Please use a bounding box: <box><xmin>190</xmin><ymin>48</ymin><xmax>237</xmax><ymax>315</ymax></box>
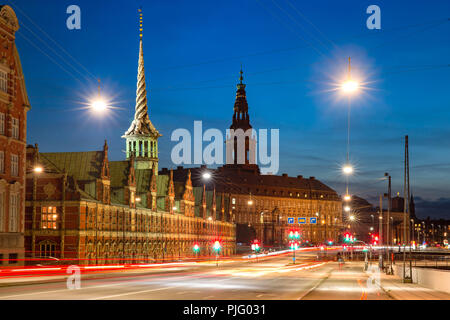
<box><xmin>0</xmin><ymin>252</ymin><xmax>396</xmax><ymax>300</ymax></box>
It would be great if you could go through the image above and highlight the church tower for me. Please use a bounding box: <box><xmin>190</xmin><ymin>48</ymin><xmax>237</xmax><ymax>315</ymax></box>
<box><xmin>122</xmin><ymin>8</ymin><xmax>161</xmax><ymax>171</ymax></box>
<box><xmin>225</xmin><ymin>68</ymin><xmax>257</xmax><ymax>167</ymax></box>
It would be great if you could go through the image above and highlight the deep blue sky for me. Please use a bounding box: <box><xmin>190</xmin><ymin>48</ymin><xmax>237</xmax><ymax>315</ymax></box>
<box><xmin>8</xmin><ymin>0</ymin><xmax>450</xmax><ymax>218</ymax></box>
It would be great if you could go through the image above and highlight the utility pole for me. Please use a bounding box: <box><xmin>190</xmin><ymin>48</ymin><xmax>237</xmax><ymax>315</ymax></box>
<box><xmin>379</xmin><ymin>194</ymin><xmax>384</xmax><ymax>270</ymax></box>
<box><xmin>384</xmin><ymin>172</ymin><xmax>392</xmax><ymax>274</ymax></box>
<box><xmin>403</xmin><ymin>135</ymin><xmax>412</xmax><ymax>282</ymax></box>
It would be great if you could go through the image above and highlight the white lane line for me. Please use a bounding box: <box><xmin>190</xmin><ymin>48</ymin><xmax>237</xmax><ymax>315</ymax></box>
<box><xmin>91</xmin><ymin>286</ymin><xmax>173</xmax><ymax>300</ymax></box>
<box><xmin>0</xmin><ymin>274</ymin><xmax>195</xmax><ymax>299</ymax></box>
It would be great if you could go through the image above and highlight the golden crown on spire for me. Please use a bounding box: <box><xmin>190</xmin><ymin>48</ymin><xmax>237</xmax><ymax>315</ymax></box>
<box><xmin>139</xmin><ymin>7</ymin><xmax>143</xmax><ymax>39</ymax></box>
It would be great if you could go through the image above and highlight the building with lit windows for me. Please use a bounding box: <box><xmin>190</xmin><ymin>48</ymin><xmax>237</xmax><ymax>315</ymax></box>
<box><xmin>168</xmin><ymin>70</ymin><xmax>343</xmax><ymax>248</ymax></box>
<box><xmin>23</xmin><ymin>20</ymin><xmax>235</xmax><ymax>265</ymax></box>
<box><xmin>0</xmin><ymin>5</ymin><xmax>31</xmax><ymax>266</ymax></box>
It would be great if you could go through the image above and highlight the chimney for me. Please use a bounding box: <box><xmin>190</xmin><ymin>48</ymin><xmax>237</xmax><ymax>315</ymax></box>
<box><xmin>297</xmin><ymin>175</ymin><xmax>303</xmax><ymax>179</ymax></box>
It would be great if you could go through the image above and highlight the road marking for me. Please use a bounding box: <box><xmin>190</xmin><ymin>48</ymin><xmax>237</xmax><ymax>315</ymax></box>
<box><xmin>91</xmin><ymin>286</ymin><xmax>173</xmax><ymax>300</ymax></box>
<box><xmin>297</xmin><ymin>265</ymin><xmax>332</xmax><ymax>300</ymax></box>
<box><xmin>0</xmin><ymin>274</ymin><xmax>195</xmax><ymax>299</ymax></box>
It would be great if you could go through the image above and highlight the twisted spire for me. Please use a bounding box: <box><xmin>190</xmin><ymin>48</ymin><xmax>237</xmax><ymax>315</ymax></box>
<box><xmin>124</xmin><ymin>8</ymin><xmax>159</xmax><ymax>137</ymax></box>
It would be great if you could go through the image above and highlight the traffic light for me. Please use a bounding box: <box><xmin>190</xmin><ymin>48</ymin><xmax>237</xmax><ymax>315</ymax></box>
<box><xmin>370</xmin><ymin>234</ymin><xmax>379</xmax><ymax>245</ymax></box>
<box><xmin>290</xmin><ymin>241</ymin><xmax>299</xmax><ymax>250</ymax></box>
<box><xmin>213</xmin><ymin>241</ymin><xmax>221</xmax><ymax>252</ymax></box>
<box><xmin>193</xmin><ymin>243</ymin><xmax>200</xmax><ymax>253</ymax></box>
<box><xmin>251</xmin><ymin>240</ymin><xmax>261</xmax><ymax>252</ymax></box>
<box><xmin>289</xmin><ymin>230</ymin><xmax>300</xmax><ymax>240</ymax></box>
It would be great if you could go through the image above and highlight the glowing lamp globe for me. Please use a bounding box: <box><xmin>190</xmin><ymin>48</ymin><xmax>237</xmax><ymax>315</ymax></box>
<box><xmin>341</xmin><ymin>80</ymin><xmax>358</xmax><ymax>93</ymax></box>
<box><xmin>202</xmin><ymin>172</ymin><xmax>211</xmax><ymax>180</ymax></box>
<box><xmin>91</xmin><ymin>99</ymin><xmax>107</xmax><ymax>112</ymax></box>
<box><xmin>33</xmin><ymin>166</ymin><xmax>43</xmax><ymax>173</ymax></box>
<box><xmin>343</xmin><ymin>165</ymin><xmax>353</xmax><ymax>175</ymax></box>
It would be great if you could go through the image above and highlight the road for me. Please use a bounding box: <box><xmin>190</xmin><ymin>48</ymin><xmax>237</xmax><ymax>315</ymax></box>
<box><xmin>0</xmin><ymin>251</ymin><xmax>398</xmax><ymax>300</ymax></box>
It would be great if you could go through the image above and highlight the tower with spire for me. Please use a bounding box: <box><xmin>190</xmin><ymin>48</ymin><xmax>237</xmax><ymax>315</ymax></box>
<box><xmin>122</xmin><ymin>8</ymin><xmax>161</xmax><ymax>171</ymax></box>
<box><xmin>225</xmin><ymin>67</ymin><xmax>257</xmax><ymax>169</ymax></box>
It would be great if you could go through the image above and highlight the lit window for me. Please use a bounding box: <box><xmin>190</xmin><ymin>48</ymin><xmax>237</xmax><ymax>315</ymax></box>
<box><xmin>11</xmin><ymin>118</ymin><xmax>19</xmax><ymax>139</ymax></box>
<box><xmin>10</xmin><ymin>154</ymin><xmax>18</xmax><ymax>176</ymax></box>
<box><xmin>232</xmin><ymin>198</ymin><xmax>236</xmax><ymax>205</ymax></box>
<box><xmin>41</xmin><ymin>206</ymin><xmax>58</xmax><ymax>229</ymax></box>
<box><xmin>0</xmin><ymin>70</ymin><xmax>7</xmax><ymax>93</ymax></box>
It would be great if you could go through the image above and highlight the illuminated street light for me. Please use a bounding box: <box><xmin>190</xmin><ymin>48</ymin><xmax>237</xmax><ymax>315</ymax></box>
<box><xmin>341</xmin><ymin>80</ymin><xmax>359</xmax><ymax>93</ymax></box>
<box><xmin>202</xmin><ymin>172</ymin><xmax>212</xmax><ymax>180</ymax></box>
<box><xmin>208</xmin><ymin>216</ymin><xmax>212</xmax><ymax>221</ymax></box>
<box><xmin>342</xmin><ymin>165</ymin><xmax>353</xmax><ymax>175</ymax></box>
<box><xmin>344</xmin><ymin>206</ymin><xmax>351</xmax><ymax>212</ymax></box>
<box><xmin>172</xmin><ymin>206</ymin><xmax>177</xmax><ymax>211</ymax></box>
<box><xmin>343</xmin><ymin>194</ymin><xmax>351</xmax><ymax>201</ymax></box>
<box><xmin>91</xmin><ymin>99</ymin><xmax>108</xmax><ymax>112</ymax></box>
<box><xmin>349</xmin><ymin>215</ymin><xmax>355</xmax><ymax>221</ymax></box>
<box><xmin>135</xmin><ymin>197</ymin><xmax>141</xmax><ymax>202</ymax></box>
<box><xmin>33</xmin><ymin>166</ymin><xmax>43</xmax><ymax>173</ymax></box>
<box><xmin>247</xmin><ymin>200</ymin><xmax>253</xmax><ymax>206</ymax></box>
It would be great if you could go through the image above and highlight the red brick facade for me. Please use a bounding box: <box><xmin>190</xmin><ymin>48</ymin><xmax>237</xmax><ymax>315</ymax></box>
<box><xmin>0</xmin><ymin>5</ymin><xmax>31</xmax><ymax>266</ymax></box>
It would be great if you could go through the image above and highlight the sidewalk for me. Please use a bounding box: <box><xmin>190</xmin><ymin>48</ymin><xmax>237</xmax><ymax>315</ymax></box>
<box><xmin>369</xmin><ymin>263</ymin><xmax>450</xmax><ymax>300</ymax></box>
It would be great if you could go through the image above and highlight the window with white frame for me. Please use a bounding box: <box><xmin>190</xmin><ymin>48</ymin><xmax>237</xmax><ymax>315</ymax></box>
<box><xmin>9</xmin><ymin>193</ymin><xmax>19</xmax><ymax>232</ymax></box>
<box><xmin>11</xmin><ymin>117</ymin><xmax>19</xmax><ymax>139</ymax></box>
<box><xmin>0</xmin><ymin>151</ymin><xmax>4</xmax><ymax>173</ymax></box>
<box><xmin>0</xmin><ymin>113</ymin><xmax>4</xmax><ymax>134</ymax></box>
<box><xmin>11</xmin><ymin>154</ymin><xmax>18</xmax><ymax>176</ymax></box>
<box><xmin>0</xmin><ymin>70</ymin><xmax>7</xmax><ymax>93</ymax></box>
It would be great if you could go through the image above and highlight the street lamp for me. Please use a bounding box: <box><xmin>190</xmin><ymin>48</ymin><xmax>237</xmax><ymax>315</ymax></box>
<box><xmin>343</xmin><ymin>194</ymin><xmax>351</xmax><ymax>201</ymax></box>
<box><xmin>342</xmin><ymin>164</ymin><xmax>353</xmax><ymax>175</ymax></box>
<box><xmin>341</xmin><ymin>80</ymin><xmax>359</xmax><ymax>93</ymax></box>
<box><xmin>90</xmin><ymin>79</ymin><xmax>109</xmax><ymax>113</ymax></box>
<box><xmin>344</xmin><ymin>206</ymin><xmax>351</xmax><ymax>212</ymax></box>
<box><xmin>33</xmin><ymin>166</ymin><xmax>43</xmax><ymax>173</ymax></box>
<box><xmin>202</xmin><ymin>172</ymin><xmax>212</xmax><ymax>180</ymax></box>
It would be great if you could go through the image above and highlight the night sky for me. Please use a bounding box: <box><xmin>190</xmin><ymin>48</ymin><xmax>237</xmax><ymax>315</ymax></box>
<box><xmin>8</xmin><ymin>0</ymin><xmax>450</xmax><ymax>218</ymax></box>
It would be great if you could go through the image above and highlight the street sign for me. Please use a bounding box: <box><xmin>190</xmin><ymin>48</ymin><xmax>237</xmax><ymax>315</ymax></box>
<box><xmin>287</xmin><ymin>217</ymin><xmax>294</xmax><ymax>224</ymax></box>
<box><xmin>298</xmin><ymin>217</ymin><xmax>306</xmax><ymax>224</ymax></box>
<box><xmin>309</xmin><ymin>217</ymin><xmax>317</xmax><ymax>224</ymax></box>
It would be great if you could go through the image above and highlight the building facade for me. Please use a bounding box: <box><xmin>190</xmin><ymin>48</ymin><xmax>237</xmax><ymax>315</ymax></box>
<box><xmin>0</xmin><ymin>5</ymin><xmax>31</xmax><ymax>266</ymax></box>
<box><xmin>23</xmin><ymin>19</ymin><xmax>235</xmax><ymax>265</ymax></box>
<box><xmin>167</xmin><ymin>71</ymin><xmax>343</xmax><ymax>248</ymax></box>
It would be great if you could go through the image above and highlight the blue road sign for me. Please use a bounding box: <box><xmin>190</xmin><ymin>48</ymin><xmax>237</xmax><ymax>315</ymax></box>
<box><xmin>298</xmin><ymin>217</ymin><xmax>306</xmax><ymax>224</ymax></box>
<box><xmin>287</xmin><ymin>217</ymin><xmax>294</xmax><ymax>224</ymax></box>
<box><xmin>309</xmin><ymin>217</ymin><xmax>317</xmax><ymax>224</ymax></box>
